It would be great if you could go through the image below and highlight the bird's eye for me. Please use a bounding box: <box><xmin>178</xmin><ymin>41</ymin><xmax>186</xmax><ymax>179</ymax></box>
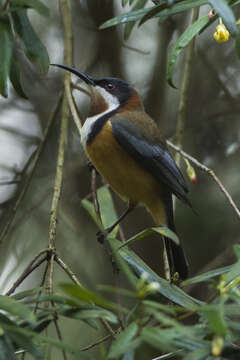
<box><xmin>105</xmin><ymin>83</ymin><xmax>115</xmax><ymax>91</ymax></box>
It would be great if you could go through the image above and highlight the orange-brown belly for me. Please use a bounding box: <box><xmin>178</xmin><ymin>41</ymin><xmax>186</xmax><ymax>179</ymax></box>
<box><xmin>85</xmin><ymin>121</ymin><xmax>167</xmax><ymax>225</ymax></box>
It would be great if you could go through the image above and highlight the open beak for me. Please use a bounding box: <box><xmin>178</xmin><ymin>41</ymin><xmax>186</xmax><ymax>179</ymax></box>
<box><xmin>51</xmin><ymin>64</ymin><xmax>96</xmax><ymax>86</ymax></box>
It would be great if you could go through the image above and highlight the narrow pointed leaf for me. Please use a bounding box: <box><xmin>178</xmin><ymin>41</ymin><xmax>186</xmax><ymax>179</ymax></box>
<box><xmin>2</xmin><ymin>323</ymin><xmax>90</xmax><ymax>358</ymax></box>
<box><xmin>201</xmin><ymin>303</ymin><xmax>228</xmax><ymax>336</ymax></box>
<box><xmin>0</xmin><ymin>334</ymin><xmax>16</xmax><ymax>360</ymax></box>
<box><xmin>60</xmin><ymin>283</ymin><xmax>128</xmax><ymax>315</ymax></box>
<box><xmin>9</xmin><ymin>56</ymin><xmax>28</xmax><ymax>98</ymax></box>
<box><xmin>124</xmin><ymin>0</ymin><xmax>148</xmax><ymax>39</ymax></box>
<box><xmin>167</xmin><ymin>16</ymin><xmax>209</xmax><ymax>88</ymax></box>
<box><xmin>10</xmin><ymin>0</ymin><xmax>50</xmax><ymax>16</ymax></box>
<box><xmin>0</xmin><ymin>295</ymin><xmax>35</xmax><ymax>324</ymax></box>
<box><xmin>108</xmin><ymin>322</ymin><xmax>139</xmax><ymax>358</ymax></box>
<box><xmin>12</xmin><ymin>10</ymin><xmax>49</xmax><ymax>75</ymax></box>
<box><xmin>99</xmin><ymin>8</ymin><xmax>151</xmax><ymax>29</ymax></box>
<box><xmin>0</xmin><ymin>18</ymin><xmax>13</xmax><ymax>97</ymax></box>
<box><xmin>108</xmin><ymin>236</ymin><xmax>138</xmax><ymax>289</ymax></box>
<box><xmin>100</xmin><ymin>0</ymin><xmax>208</xmax><ymax>29</ymax></box>
<box><xmin>139</xmin><ymin>1</ymin><xmax>168</xmax><ymax>26</ymax></box>
<box><xmin>117</xmin><ymin>238</ymin><xmax>203</xmax><ymax>307</ymax></box>
<box><xmin>122</xmin><ymin>0</ymin><xmax>129</xmax><ymax>7</ymax></box>
<box><xmin>118</xmin><ymin>226</ymin><xmax>179</xmax><ymax>250</ymax></box>
<box><xmin>208</xmin><ymin>0</ymin><xmax>237</xmax><ymax>36</ymax></box>
<box><xmin>182</xmin><ymin>265</ymin><xmax>232</xmax><ymax>285</ymax></box>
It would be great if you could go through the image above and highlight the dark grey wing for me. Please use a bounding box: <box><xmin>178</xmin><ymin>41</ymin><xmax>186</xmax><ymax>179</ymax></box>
<box><xmin>111</xmin><ymin>117</ymin><xmax>190</xmax><ymax>206</ymax></box>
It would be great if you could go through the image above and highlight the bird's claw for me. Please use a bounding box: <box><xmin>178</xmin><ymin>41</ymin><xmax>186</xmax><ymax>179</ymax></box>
<box><xmin>97</xmin><ymin>230</ymin><xmax>105</xmax><ymax>244</ymax></box>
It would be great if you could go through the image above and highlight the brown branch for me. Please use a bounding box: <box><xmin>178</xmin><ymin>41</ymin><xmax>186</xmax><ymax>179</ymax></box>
<box><xmin>54</xmin><ymin>254</ymin><xmax>83</xmax><ymax>286</ymax></box>
<box><xmin>80</xmin><ymin>333</ymin><xmax>113</xmax><ymax>351</ymax></box>
<box><xmin>71</xmin><ymin>82</ymin><xmax>91</xmax><ymax>97</ymax></box>
<box><xmin>91</xmin><ymin>169</ymin><xmax>103</xmax><ymax>226</ymax></box>
<box><xmin>5</xmin><ymin>249</ymin><xmax>48</xmax><ymax>296</ymax></box>
<box><xmin>175</xmin><ymin>7</ymin><xmax>199</xmax><ymax>150</ymax></box>
<box><xmin>167</xmin><ymin>140</ymin><xmax>240</xmax><ymax>220</ymax></box>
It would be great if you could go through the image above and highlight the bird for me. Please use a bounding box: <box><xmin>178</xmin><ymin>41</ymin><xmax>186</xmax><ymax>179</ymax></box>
<box><xmin>52</xmin><ymin>64</ymin><xmax>191</xmax><ymax>280</ymax></box>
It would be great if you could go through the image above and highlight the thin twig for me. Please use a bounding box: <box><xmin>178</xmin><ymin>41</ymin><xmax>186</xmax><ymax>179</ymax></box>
<box><xmin>55</xmin><ymin>254</ymin><xmax>82</xmax><ymax>286</ymax></box>
<box><xmin>46</xmin><ymin>0</ymin><xmax>73</xmax><ymax>296</ymax></box>
<box><xmin>71</xmin><ymin>82</ymin><xmax>91</xmax><ymax>97</ymax></box>
<box><xmin>175</xmin><ymin>7</ymin><xmax>199</xmax><ymax>155</ymax></box>
<box><xmin>52</xmin><ymin>302</ymin><xmax>68</xmax><ymax>360</ymax></box>
<box><xmin>65</xmin><ymin>80</ymin><xmax>83</xmax><ymax>133</ymax></box>
<box><xmin>80</xmin><ymin>333</ymin><xmax>112</xmax><ymax>351</ymax></box>
<box><xmin>167</xmin><ymin>140</ymin><xmax>240</xmax><ymax>219</ymax></box>
<box><xmin>0</xmin><ymin>94</ymin><xmax>62</xmax><ymax>245</ymax></box>
<box><xmin>91</xmin><ymin>168</ymin><xmax>103</xmax><ymax>226</ymax></box>
<box><xmin>5</xmin><ymin>249</ymin><xmax>48</xmax><ymax>296</ymax></box>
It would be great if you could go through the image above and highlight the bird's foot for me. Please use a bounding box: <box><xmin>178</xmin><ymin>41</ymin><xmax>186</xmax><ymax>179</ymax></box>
<box><xmin>97</xmin><ymin>230</ymin><xmax>106</xmax><ymax>244</ymax></box>
<box><xmin>87</xmin><ymin>161</ymin><xmax>98</xmax><ymax>174</ymax></box>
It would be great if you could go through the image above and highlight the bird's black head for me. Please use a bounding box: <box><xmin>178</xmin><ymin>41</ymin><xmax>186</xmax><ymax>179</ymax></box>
<box><xmin>93</xmin><ymin>77</ymin><xmax>132</xmax><ymax>107</ymax></box>
<box><xmin>51</xmin><ymin>64</ymin><xmax>143</xmax><ymax>115</ymax></box>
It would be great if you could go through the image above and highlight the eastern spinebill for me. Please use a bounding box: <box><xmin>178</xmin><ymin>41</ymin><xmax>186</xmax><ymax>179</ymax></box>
<box><xmin>52</xmin><ymin>64</ymin><xmax>192</xmax><ymax>280</ymax></box>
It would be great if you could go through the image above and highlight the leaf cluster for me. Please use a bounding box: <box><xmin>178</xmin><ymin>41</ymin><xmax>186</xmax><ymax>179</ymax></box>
<box><xmin>100</xmin><ymin>0</ymin><xmax>240</xmax><ymax>87</ymax></box>
<box><xmin>0</xmin><ymin>0</ymin><xmax>49</xmax><ymax>98</ymax></box>
<box><xmin>1</xmin><ymin>187</ymin><xmax>240</xmax><ymax>359</ymax></box>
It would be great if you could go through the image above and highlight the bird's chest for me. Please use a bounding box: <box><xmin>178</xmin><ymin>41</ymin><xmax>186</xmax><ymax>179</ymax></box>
<box><xmin>84</xmin><ymin>119</ymin><xmax>121</xmax><ymax>173</ymax></box>
<box><xmin>83</xmin><ymin>119</ymin><xmax>160</xmax><ymax>204</ymax></box>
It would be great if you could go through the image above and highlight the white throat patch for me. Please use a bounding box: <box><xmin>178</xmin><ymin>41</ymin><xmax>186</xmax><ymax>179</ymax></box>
<box><xmin>80</xmin><ymin>85</ymin><xmax>119</xmax><ymax>147</ymax></box>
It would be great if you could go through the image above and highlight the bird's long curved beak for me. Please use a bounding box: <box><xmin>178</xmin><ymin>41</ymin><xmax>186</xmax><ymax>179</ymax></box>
<box><xmin>51</xmin><ymin>64</ymin><xmax>96</xmax><ymax>86</ymax></box>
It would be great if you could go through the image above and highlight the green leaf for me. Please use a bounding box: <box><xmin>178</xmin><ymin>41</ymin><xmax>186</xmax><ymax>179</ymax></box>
<box><xmin>62</xmin><ymin>308</ymin><xmax>118</xmax><ymax>324</ymax></box>
<box><xmin>124</xmin><ymin>0</ymin><xmax>148</xmax><ymax>39</ymax></box>
<box><xmin>0</xmin><ymin>18</ymin><xmax>13</xmax><ymax>97</ymax></box>
<box><xmin>100</xmin><ymin>0</ymin><xmax>207</xmax><ymax>29</ymax></box>
<box><xmin>9</xmin><ymin>55</ymin><xmax>26</xmax><ymax>99</ymax></box>
<box><xmin>10</xmin><ymin>0</ymin><xmax>50</xmax><ymax>16</ymax></box>
<box><xmin>138</xmin><ymin>1</ymin><xmax>168</xmax><ymax>26</ymax></box>
<box><xmin>108</xmin><ymin>322</ymin><xmax>140</xmax><ymax>359</ymax></box>
<box><xmin>118</xmin><ymin>226</ymin><xmax>179</xmax><ymax>250</ymax></box>
<box><xmin>81</xmin><ymin>198</ymin><xmax>103</xmax><ymax>229</ymax></box>
<box><xmin>142</xmin><ymin>327</ymin><xmax>208</xmax><ymax>353</ymax></box>
<box><xmin>184</xmin><ymin>345</ymin><xmax>211</xmax><ymax>360</ymax></box>
<box><xmin>11</xmin><ymin>287</ymin><xmax>43</xmax><ymax>301</ymax></box>
<box><xmin>107</xmin><ymin>236</ymin><xmax>138</xmax><ymax>289</ymax></box>
<box><xmin>0</xmin><ymin>295</ymin><xmax>35</xmax><ymax>324</ymax></box>
<box><xmin>201</xmin><ymin>303</ymin><xmax>228</xmax><ymax>336</ymax></box>
<box><xmin>117</xmin><ymin>238</ymin><xmax>203</xmax><ymax>307</ymax></box>
<box><xmin>167</xmin><ymin>16</ymin><xmax>209</xmax><ymax>88</ymax></box>
<box><xmin>122</xmin><ymin>0</ymin><xmax>129</xmax><ymax>7</ymax></box>
<box><xmin>82</xmin><ymin>186</ymin><xmax>119</xmax><ymax>236</ymax></box>
<box><xmin>141</xmin><ymin>0</ymin><xmax>208</xmax><ymax>25</ymax></box>
<box><xmin>12</xmin><ymin>10</ymin><xmax>49</xmax><ymax>75</ymax></box>
<box><xmin>2</xmin><ymin>323</ymin><xmax>90</xmax><ymax>358</ymax></box>
<box><xmin>0</xmin><ymin>334</ymin><xmax>16</xmax><ymax>360</ymax></box>
<box><xmin>99</xmin><ymin>7</ymin><xmax>151</xmax><ymax>29</ymax></box>
<box><xmin>208</xmin><ymin>0</ymin><xmax>237</xmax><ymax>36</ymax></box>
<box><xmin>60</xmin><ymin>283</ymin><xmax>128</xmax><ymax>315</ymax></box>
<box><xmin>97</xmin><ymin>186</ymin><xmax>118</xmax><ymax>232</ymax></box>
<box><xmin>182</xmin><ymin>265</ymin><xmax>232</xmax><ymax>285</ymax></box>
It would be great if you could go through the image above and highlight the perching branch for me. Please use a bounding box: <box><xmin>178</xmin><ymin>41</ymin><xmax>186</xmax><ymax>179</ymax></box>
<box><xmin>167</xmin><ymin>140</ymin><xmax>240</xmax><ymax>220</ymax></box>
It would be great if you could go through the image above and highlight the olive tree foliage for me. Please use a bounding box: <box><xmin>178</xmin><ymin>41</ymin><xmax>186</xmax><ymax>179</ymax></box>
<box><xmin>0</xmin><ymin>0</ymin><xmax>240</xmax><ymax>359</ymax></box>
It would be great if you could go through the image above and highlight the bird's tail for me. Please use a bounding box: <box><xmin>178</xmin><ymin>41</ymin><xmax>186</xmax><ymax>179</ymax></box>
<box><xmin>148</xmin><ymin>193</ymin><xmax>189</xmax><ymax>280</ymax></box>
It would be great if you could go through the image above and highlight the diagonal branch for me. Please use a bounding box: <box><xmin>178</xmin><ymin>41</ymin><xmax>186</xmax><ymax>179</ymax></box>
<box><xmin>167</xmin><ymin>140</ymin><xmax>240</xmax><ymax>220</ymax></box>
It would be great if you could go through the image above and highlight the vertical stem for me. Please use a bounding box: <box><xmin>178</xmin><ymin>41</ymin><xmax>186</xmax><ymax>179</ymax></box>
<box><xmin>46</xmin><ymin>0</ymin><xmax>73</xmax><ymax>295</ymax></box>
<box><xmin>175</xmin><ymin>7</ymin><xmax>200</xmax><ymax>165</ymax></box>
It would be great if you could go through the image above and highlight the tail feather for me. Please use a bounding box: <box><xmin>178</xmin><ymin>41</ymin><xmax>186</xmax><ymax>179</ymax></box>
<box><xmin>148</xmin><ymin>191</ymin><xmax>189</xmax><ymax>280</ymax></box>
<box><xmin>163</xmin><ymin>191</ymin><xmax>188</xmax><ymax>280</ymax></box>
